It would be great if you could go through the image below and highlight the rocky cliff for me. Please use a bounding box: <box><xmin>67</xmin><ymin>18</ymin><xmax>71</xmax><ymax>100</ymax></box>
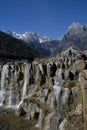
<box><xmin>0</xmin><ymin>47</ymin><xmax>87</xmax><ymax>130</ymax></box>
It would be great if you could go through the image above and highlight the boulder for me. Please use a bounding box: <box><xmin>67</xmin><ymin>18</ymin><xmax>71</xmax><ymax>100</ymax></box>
<box><xmin>82</xmin><ymin>70</ymin><xmax>87</xmax><ymax>79</ymax></box>
<box><xmin>74</xmin><ymin>60</ymin><xmax>86</xmax><ymax>70</ymax></box>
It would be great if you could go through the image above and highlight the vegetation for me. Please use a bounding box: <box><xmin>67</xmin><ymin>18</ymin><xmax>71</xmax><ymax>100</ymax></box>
<box><xmin>0</xmin><ymin>31</ymin><xmax>42</xmax><ymax>61</ymax></box>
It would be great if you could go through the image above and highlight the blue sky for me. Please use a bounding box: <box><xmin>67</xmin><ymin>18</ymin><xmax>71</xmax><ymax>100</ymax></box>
<box><xmin>0</xmin><ymin>0</ymin><xmax>87</xmax><ymax>39</ymax></box>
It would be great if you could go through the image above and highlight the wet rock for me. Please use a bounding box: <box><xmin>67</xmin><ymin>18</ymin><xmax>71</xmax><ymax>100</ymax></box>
<box><xmin>40</xmin><ymin>88</ymin><xmax>49</xmax><ymax>103</ymax></box>
<box><xmin>74</xmin><ymin>71</ymin><xmax>79</xmax><ymax>79</ymax></box>
<box><xmin>64</xmin><ymin>70</ymin><xmax>69</xmax><ymax>80</ymax></box>
<box><xmin>18</xmin><ymin>71</ymin><xmax>24</xmax><ymax>81</ymax></box>
<box><xmin>64</xmin><ymin>71</ymin><xmax>74</xmax><ymax>80</ymax></box>
<box><xmin>53</xmin><ymin>116</ymin><xmax>60</xmax><ymax>130</ymax></box>
<box><xmin>17</xmin><ymin>99</ymin><xmax>29</xmax><ymax>116</ymax></box>
<box><xmin>47</xmin><ymin>63</ymin><xmax>57</xmax><ymax>77</ymax></box>
<box><xmin>69</xmin><ymin>71</ymin><xmax>74</xmax><ymax>80</ymax></box>
<box><xmin>35</xmin><ymin>64</ymin><xmax>46</xmax><ymax>86</ymax></box>
<box><xmin>0</xmin><ymin>49</ymin><xmax>86</xmax><ymax>130</ymax></box>
<box><xmin>59</xmin><ymin>119</ymin><xmax>78</xmax><ymax>130</ymax></box>
<box><xmin>18</xmin><ymin>107</ymin><xmax>27</xmax><ymax>116</ymax></box>
<box><xmin>72</xmin><ymin>87</ymin><xmax>82</xmax><ymax>106</ymax></box>
<box><xmin>45</xmin><ymin>113</ymin><xmax>54</xmax><ymax>130</ymax></box>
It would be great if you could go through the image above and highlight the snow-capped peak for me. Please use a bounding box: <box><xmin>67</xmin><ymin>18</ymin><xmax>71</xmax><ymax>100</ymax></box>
<box><xmin>68</xmin><ymin>22</ymin><xmax>81</xmax><ymax>31</ymax></box>
<box><xmin>5</xmin><ymin>31</ymin><xmax>51</xmax><ymax>43</ymax></box>
<box><xmin>66</xmin><ymin>22</ymin><xmax>87</xmax><ymax>37</ymax></box>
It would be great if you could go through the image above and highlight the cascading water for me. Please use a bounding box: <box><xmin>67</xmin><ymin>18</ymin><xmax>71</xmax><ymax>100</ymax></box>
<box><xmin>8</xmin><ymin>86</ymin><xmax>12</xmax><ymax>107</ymax></box>
<box><xmin>61</xmin><ymin>88</ymin><xmax>70</xmax><ymax>105</ymax></box>
<box><xmin>38</xmin><ymin>63</ymin><xmax>44</xmax><ymax>74</ymax></box>
<box><xmin>8</xmin><ymin>67</ymin><xmax>13</xmax><ymax>107</ymax></box>
<box><xmin>53</xmin><ymin>84</ymin><xmax>62</xmax><ymax>115</ymax></box>
<box><xmin>53</xmin><ymin>87</ymin><xmax>70</xmax><ymax>129</ymax></box>
<box><xmin>21</xmin><ymin>63</ymin><xmax>30</xmax><ymax>101</ymax></box>
<box><xmin>0</xmin><ymin>62</ymin><xmax>33</xmax><ymax>108</ymax></box>
<box><xmin>53</xmin><ymin>68</ymin><xmax>63</xmax><ymax>114</ymax></box>
<box><xmin>7</xmin><ymin>65</ymin><xmax>21</xmax><ymax>108</ymax></box>
<box><xmin>14</xmin><ymin>68</ymin><xmax>20</xmax><ymax>108</ymax></box>
<box><xmin>53</xmin><ymin>68</ymin><xmax>70</xmax><ymax>129</ymax></box>
<box><xmin>45</xmin><ymin>113</ymin><xmax>53</xmax><ymax>130</ymax></box>
<box><xmin>47</xmin><ymin>63</ymin><xmax>51</xmax><ymax>77</ymax></box>
<box><xmin>0</xmin><ymin>65</ymin><xmax>8</xmax><ymax>106</ymax></box>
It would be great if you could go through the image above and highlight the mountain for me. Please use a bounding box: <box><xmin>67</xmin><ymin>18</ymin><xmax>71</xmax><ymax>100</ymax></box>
<box><xmin>6</xmin><ymin>31</ymin><xmax>51</xmax><ymax>43</ymax></box>
<box><xmin>4</xmin><ymin>22</ymin><xmax>87</xmax><ymax>56</ymax></box>
<box><xmin>60</xmin><ymin>22</ymin><xmax>87</xmax><ymax>50</ymax></box>
<box><xmin>0</xmin><ymin>31</ymin><xmax>42</xmax><ymax>61</ymax></box>
<box><xmin>5</xmin><ymin>31</ymin><xmax>51</xmax><ymax>56</ymax></box>
<box><xmin>5</xmin><ymin>31</ymin><xmax>62</xmax><ymax>56</ymax></box>
<box><xmin>41</xmin><ymin>22</ymin><xmax>87</xmax><ymax>55</ymax></box>
<box><xmin>40</xmin><ymin>22</ymin><xmax>87</xmax><ymax>55</ymax></box>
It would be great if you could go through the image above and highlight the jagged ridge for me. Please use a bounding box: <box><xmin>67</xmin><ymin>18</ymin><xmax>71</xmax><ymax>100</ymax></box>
<box><xmin>5</xmin><ymin>22</ymin><xmax>87</xmax><ymax>56</ymax></box>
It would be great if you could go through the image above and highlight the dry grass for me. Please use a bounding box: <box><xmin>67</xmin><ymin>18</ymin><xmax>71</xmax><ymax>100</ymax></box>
<box><xmin>0</xmin><ymin>107</ymin><xmax>39</xmax><ymax>130</ymax></box>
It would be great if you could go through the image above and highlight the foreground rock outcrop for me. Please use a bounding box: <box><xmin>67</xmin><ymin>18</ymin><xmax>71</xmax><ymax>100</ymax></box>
<box><xmin>0</xmin><ymin>47</ymin><xmax>87</xmax><ymax>130</ymax></box>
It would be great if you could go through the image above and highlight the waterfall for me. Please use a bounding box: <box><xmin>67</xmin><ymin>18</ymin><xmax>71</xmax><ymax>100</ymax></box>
<box><xmin>53</xmin><ymin>68</ymin><xmax>63</xmax><ymax>115</ymax></box>
<box><xmin>8</xmin><ymin>73</ymin><xmax>13</xmax><ymax>107</ymax></box>
<box><xmin>61</xmin><ymin>88</ymin><xmax>70</xmax><ymax>105</ymax></box>
<box><xmin>14</xmin><ymin>69</ymin><xmax>20</xmax><ymax>108</ymax></box>
<box><xmin>45</xmin><ymin>113</ymin><xmax>53</xmax><ymax>130</ymax></box>
<box><xmin>22</xmin><ymin>63</ymin><xmax>30</xmax><ymax>101</ymax></box>
<box><xmin>38</xmin><ymin>63</ymin><xmax>44</xmax><ymax>74</ymax></box>
<box><xmin>8</xmin><ymin>86</ymin><xmax>12</xmax><ymax>107</ymax></box>
<box><xmin>0</xmin><ymin>63</ymin><xmax>32</xmax><ymax>108</ymax></box>
<box><xmin>47</xmin><ymin>63</ymin><xmax>51</xmax><ymax>77</ymax></box>
<box><xmin>53</xmin><ymin>84</ymin><xmax>62</xmax><ymax>115</ymax></box>
<box><xmin>0</xmin><ymin>65</ymin><xmax>8</xmax><ymax>106</ymax></box>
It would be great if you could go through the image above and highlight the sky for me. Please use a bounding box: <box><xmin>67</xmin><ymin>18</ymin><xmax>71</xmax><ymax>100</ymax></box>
<box><xmin>0</xmin><ymin>0</ymin><xmax>87</xmax><ymax>39</ymax></box>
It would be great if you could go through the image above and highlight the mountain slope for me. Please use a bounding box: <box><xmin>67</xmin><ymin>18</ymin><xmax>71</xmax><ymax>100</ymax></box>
<box><xmin>5</xmin><ymin>31</ymin><xmax>51</xmax><ymax>56</ymax></box>
<box><xmin>4</xmin><ymin>22</ymin><xmax>87</xmax><ymax>56</ymax></box>
<box><xmin>40</xmin><ymin>22</ymin><xmax>87</xmax><ymax>55</ymax></box>
<box><xmin>6</xmin><ymin>31</ymin><xmax>51</xmax><ymax>43</ymax></box>
<box><xmin>0</xmin><ymin>31</ymin><xmax>42</xmax><ymax>61</ymax></box>
<box><xmin>5</xmin><ymin>31</ymin><xmax>61</xmax><ymax>56</ymax></box>
<box><xmin>60</xmin><ymin>22</ymin><xmax>87</xmax><ymax>50</ymax></box>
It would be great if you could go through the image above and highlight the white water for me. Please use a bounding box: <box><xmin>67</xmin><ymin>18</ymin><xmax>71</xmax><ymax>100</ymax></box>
<box><xmin>8</xmin><ymin>88</ymin><xmax>12</xmax><ymax>107</ymax></box>
<box><xmin>59</xmin><ymin>119</ymin><xmax>67</xmax><ymax>130</ymax></box>
<box><xmin>0</xmin><ymin>63</ymin><xmax>32</xmax><ymax>108</ymax></box>
<box><xmin>0</xmin><ymin>65</ymin><xmax>8</xmax><ymax>105</ymax></box>
<box><xmin>53</xmin><ymin>68</ymin><xmax>70</xmax><ymax>116</ymax></box>
<box><xmin>45</xmin><ymin>113</ymin><xmax>53</xmax><ymax>130</ymax></box>
<box><xmin>47</xmin><ymin>63</ymin><xmax>52</xmax><ymax>77</ymax></box>
<box><xmin>14</xmin><ymin>69</ymin><xmax>19</xmax><ymax>107</ymax></box>
<box><xmin>8</xmin><ymin>76</ymin><xmax>13</xmax><ymax>107</ymax></box>
<box><xmin>7</xmin><ymin>65</ymin><xmax>14</xmax><ymax>107</ymax></box>
<box><xmin>38</xmin><ymin>63</ymin><xmax>44</xmax><ymax>74</ymax></box>
<box><xmin>53</xmin><ymin>68</ymin><xmax>63</xmax><ymax>115</ymax></box>
<box><xmin>53</xmin><ymin>84</ymin><xmax>62</xmax><ymax>114</ymax></box>
<box><xmin>61</xmin><ymin>88</ymin><xmax>70</xmax><ymax>105</ymax></box>
<box><xmin>22</xmin><ymin>63</ymin><xmax>30</xmax><ymax>101</ymax></box>
<box><xmin>54</xmin><ymin>69</ymin><xmax>62</xmax><ymax>85</ymax></box>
